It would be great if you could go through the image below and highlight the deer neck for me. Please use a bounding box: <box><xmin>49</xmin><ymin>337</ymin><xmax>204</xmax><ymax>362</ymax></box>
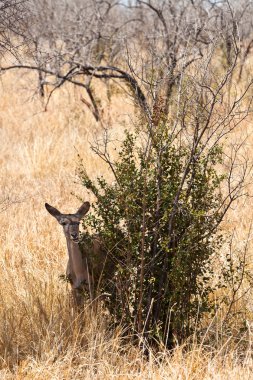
<box><xmin>66</xmin><ymin>237</ymin><xmax>90</xmax><ymax>291</ymax></box>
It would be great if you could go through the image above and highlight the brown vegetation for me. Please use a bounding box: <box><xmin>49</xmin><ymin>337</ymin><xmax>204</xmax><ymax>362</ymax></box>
<box><xmin>1</xmin><ymin>0</ymin><xmax>253</xmax><ymax>377</ymax></box>
<box><xmin>0</xmin><ymin>64</ymin><xmax>253</xmax><ymax>378</ymax></box>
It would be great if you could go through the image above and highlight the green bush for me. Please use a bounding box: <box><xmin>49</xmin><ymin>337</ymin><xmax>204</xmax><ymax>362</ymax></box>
<box><xmin>79</xmin><ymin>123</ymin><xmax>225</xmax><ymax>347</ymax></box>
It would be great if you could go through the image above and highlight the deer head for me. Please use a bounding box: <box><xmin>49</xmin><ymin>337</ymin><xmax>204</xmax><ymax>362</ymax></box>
<box><xmin>45</xmin><ymin>202</ymin><xmax>90</xmax><ymax>243</ymax></box>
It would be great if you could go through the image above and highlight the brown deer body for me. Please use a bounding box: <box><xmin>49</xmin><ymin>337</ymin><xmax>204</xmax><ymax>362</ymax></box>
<box><xmin>45</xmin><ymin>201</ymin><xmax>94</xmax><ymax>305</ymax></box>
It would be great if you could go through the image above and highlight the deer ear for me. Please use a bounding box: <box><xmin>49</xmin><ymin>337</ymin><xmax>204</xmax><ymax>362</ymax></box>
<box><xmin>76</xmin><ymin>201</ymin><xmax>90</xmax><ymax>219</ymax></box>
<box><xmin>45</xmin><ymin>203</ymin><xmax>62</xmax><ymax>220</ymax></box>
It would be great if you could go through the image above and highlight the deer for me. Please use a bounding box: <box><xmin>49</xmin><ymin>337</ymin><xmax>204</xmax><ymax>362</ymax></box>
<box><xmin>45</xmin><ymin>201</ymin><xmax>97</xmax><ymax>306</ymax></box>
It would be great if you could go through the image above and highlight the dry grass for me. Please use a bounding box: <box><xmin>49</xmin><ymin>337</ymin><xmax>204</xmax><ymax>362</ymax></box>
<box><xmin>1</xmin><ymin>68</ymin><xmax>253</xmax><ymax>379</ymax></box>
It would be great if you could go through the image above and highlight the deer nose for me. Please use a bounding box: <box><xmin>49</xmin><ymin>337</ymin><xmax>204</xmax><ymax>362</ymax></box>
<box><xmin>71</xmin><ymin>233</ymin><xmax>78</xmax><ymax>240</ymax></box>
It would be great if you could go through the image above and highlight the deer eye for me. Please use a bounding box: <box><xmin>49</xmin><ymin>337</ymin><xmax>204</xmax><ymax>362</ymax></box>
<box><xmin>61</xmin><ymin>221</ymin><xmax>67</xmax><ymax>226</ymax></box>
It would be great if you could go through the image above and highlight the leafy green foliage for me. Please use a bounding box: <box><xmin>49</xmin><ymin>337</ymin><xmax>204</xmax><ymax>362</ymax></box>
<box><xmin>79</xmin><ymin>124</ymin><xmax>225</xmax><ymax>346</ymax></box>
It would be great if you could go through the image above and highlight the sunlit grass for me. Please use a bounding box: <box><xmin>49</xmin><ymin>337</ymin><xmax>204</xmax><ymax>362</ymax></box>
<box><xmin>0</xmin><ymin>68</ymin><xmax>253</xmax><ymax>378</ymax></box>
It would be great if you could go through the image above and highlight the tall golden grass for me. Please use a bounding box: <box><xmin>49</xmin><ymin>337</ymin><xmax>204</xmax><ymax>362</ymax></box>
<box><xmin>1</xmin><ymin>68</ymin><xmax>253</xmax><ymax>379</ymax></box>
